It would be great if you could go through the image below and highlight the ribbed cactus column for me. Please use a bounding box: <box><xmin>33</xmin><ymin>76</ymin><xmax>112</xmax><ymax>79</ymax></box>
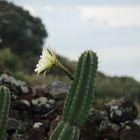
<box><xmin>49</xmin><ymin>50</ymin><xmax>98</xmax><ymax>140</ymax></box>
<box><xmin>0</xmin><ymin>86</ymin><xmax>11</xmax><ymax>140</ymax></box>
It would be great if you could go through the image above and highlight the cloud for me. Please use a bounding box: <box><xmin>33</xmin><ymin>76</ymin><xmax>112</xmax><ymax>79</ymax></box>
<box><xmin>21</xmin><ymin>5</ymin><xmax>140</xmax><ymax>28</ymax></box>
<box><xmin>97</xmin><ymin>46</ymin><xmax>140</xmax><ymax>81</ymax></box>
<box><xmin>9</xmin><ymin>0</ymin><xmax>140</xmax><ymax>6</ymax></box>
<box><xmin>46</xmin><ymin>0</ymin><xmax>140</xmax><ymax>5</ymax></box>
<box><xmin>45</xmin><ymin>5</ymin><xmax>140</xmax><ymax>27</ymax></box>
<box><xmin>99</xmin><ymin>46</ymin><xmax>140</xmax><ymax>61</ymax></box>
<box><xmin>78</xmin><ymin>6</ymin><xmax>140</xmax><ymax>27</ymax></box>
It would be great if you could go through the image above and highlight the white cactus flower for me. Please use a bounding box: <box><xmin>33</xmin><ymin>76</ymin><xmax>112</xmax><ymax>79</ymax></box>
<box><xmin>35</xmin><ymin>47</ymin><xmax>58</xmax><ymax>76</ymax></box>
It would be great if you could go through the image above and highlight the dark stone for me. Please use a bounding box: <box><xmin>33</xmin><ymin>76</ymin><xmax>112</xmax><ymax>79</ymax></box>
<box><xmin>7</xmin><ymin>118</ymin><xmax>20</xmax><ymax>136</ymax></box>
<box><xmin>120</xmin><ymin>122</ymin><xmax>140</xmax><ymax>140</ymax></box>
<box><xmin>105</xmin><ymin>98</ymin><xmax>138</xmax><ymax>123</ymax></box>
<box><xmin>99</xmin><ymin>119</ymin><xmax>120</xmax><ymax>140</ymax></box>
<box><xmin>80</xmin><ymin>123</ymin><xmax>99</xmax><ymax>140</ymax></box>
<box><xmin>9</xmin><ymin>110</ymin><xmax>20</xmax><ymax>120</ymax></box>
<box><xmin>0</xmin><ymin>74</ymin><xmax>32</xmax><ymax>98</ymax></box>
<box><xmin>31</xmin><ymin>97</ymin><xmax>55</xmax><ymax>115</ymax></box>
<box><xmin>80</xmin><ymin>109</ymin><xmax>105</xmax><ymax>140</ymax></box>
<box><xmin>29</xmin><ymin>122</ymin><xmax>46</xmax><ymax>140</ymax></box>
<box><xmin>99</xmin><ymin>119</ymin><xmax>120</xmax><ymax>132</ymax></box>
<box><xmin>87</xmin><ymin>109</ymin><xmax>106</xmax><ymax>126</ymax></box>
<box><xmin>13</xmin><ymin>99</ymin><xmax>31</xmax><ymax>110</ymax></box>
<box><xmin>1</xmin><ymin>74</ymin><xmax>140</xmax><ymax>140</ymax></box>
<box><xmin>50</xmin><ymin>81</ymin><xmax>69</xmax><ymax>99</ymax></box>
<box><xmin>33</xmin><ymin>85</ymin><xmax>49</xmax><ymax>98</ymax></box>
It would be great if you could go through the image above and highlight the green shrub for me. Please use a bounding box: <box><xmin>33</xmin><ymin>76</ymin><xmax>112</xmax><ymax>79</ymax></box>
<box><xmin>0</xmin><ymin>48</ymin><xmax>20</xmax><ymax>73</ymax></box>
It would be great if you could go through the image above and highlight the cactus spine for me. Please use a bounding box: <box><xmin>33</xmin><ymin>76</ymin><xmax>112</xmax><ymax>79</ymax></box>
<box><xmin>49</xmin><ymin>50</ymin><xmax>98</xmax><ymax>140</ymax></box>
<box><xmin>0</xmin><ymin>86</ymin><xmax>11</xmax><ymax>140</ymax></box>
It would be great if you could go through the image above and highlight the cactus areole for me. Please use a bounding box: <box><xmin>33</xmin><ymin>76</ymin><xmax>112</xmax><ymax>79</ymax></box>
<box><xmin>0</xmin><ymin>86</ymin><xmax>11</xmax><ymax>140</ymax></box>
<box><xmin>49</xmin><ymin>50</ymin><xmax>98</xmax><ymax>140</ymax></box>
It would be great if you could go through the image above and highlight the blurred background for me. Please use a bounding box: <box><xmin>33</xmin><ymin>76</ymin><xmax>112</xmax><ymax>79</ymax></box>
<box><xmin>0</xmin><ymin>0</ymin><xmax>140</xmax><ymax>109</ymax></box>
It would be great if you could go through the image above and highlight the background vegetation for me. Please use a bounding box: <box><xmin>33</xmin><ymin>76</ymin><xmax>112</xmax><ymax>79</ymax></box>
<box><xmin>0</xmin><ymin>1</ymin><xmax>140</xmax><ymax>111</ymax></box>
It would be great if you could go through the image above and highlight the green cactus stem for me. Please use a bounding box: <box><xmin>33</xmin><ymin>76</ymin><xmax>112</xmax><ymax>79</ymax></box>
<box><xmin>49</xmin><ymin>50</ymin><xmax>98</xmax><ymax>140</ymax></box>
<box><xmin>57</xmin><ymin>62</ymin><xmax>74</xmax><ymax>80</ymax></box>
<box><xmin>0</xmin><ymin>86</ymin><xmax>11</xmax><ymax>140</ymax></box>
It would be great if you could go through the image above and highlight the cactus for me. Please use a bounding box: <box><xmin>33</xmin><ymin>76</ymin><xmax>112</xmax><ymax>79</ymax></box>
<box><xmin>49</xmin><ymin>50</ymin><xmax>98</xmax><ymax>140</ymax></box>
<box><xmin>0</xmin><ymin>86</ymin><xmax>11</xmax><ymax>140</ymax></box>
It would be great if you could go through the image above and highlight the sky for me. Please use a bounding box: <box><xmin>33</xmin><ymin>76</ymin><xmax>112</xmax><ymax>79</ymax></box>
<box><xmin>8</xmin><ymin>0</ymin><xmax>140</xmax><ymax>81</ymax></box>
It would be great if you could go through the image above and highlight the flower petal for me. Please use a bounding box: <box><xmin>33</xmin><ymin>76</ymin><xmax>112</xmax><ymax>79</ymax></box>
<box><xmin>34</xmin><ymin>46</ymin><xmax>58</xmax><ymax>76</ymax></box>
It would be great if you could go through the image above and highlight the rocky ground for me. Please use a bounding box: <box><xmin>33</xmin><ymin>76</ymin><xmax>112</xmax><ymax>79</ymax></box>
<box><xmin>0</xmin><ymin>73</ymin><xmax>140</xmax><ymax>140</ymax></box>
